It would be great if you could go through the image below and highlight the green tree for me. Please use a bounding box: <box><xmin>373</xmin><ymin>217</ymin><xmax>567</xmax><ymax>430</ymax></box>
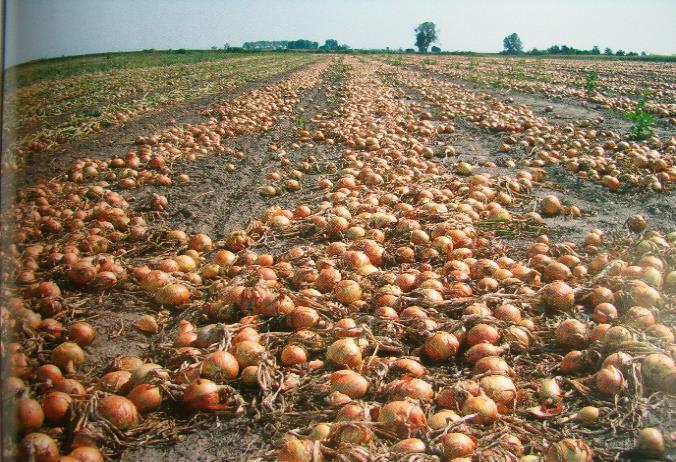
<box><xmin>604</xmin><ymin>47</ymin><xmax>613</xmax><ymax>55</ymax></box>
<box><xmin>616</xmin><ymin>49</ymin><xmax>625</xmax><ymax>56</ymax></box>
<box><xmin>287</xmin><ymin>39</ymin><xmax>319</xmax><ymax>50</ymax></box>
<box><xmin>323</xmin><ymin>39</ymin><xmax>339</xmax><ymax>50</ymax></box>
<box><xmin>503</xmin><ymin>33</ymin><xmax>523</xmax><ymax>54</ymax></box>
<box><xmin>431</xmin><ymin>45</ymin><xmax>441</xmax><ymax>53</ymax></box>
<box><xmin>415</xmin><ymin>22</ymin><xmax>438</xmax><ymax>53</ymax></box>
<box><xmin>591</xmin><ymin>45</ymin><xmax>600</xmax><ymax>54</ymax></box>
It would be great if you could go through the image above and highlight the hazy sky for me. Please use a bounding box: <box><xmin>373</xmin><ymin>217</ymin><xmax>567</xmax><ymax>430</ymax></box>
<box><xmin>4</xmin><ymin>0</ymin><xmax>676</xmax><ymax>66</ymax></box>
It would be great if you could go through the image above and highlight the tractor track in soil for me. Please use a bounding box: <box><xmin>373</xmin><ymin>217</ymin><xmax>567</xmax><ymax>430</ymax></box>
<box><xmin>111</xmin><ymin>62</ymin><xmax>346</xmax><ymax>462</ymax></box>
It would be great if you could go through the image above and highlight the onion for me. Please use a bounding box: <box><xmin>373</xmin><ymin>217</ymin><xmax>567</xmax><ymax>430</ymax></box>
<box><xmin>280</xmin><ymin>345</ymin><xmax>307</xmax><ymax>366</ymax></box>
<box><xmin>134</xmin><ymin>315</ymin><xmax>159</xmax><ymax>334</ymax></box>
<box><xmin>278</xmin><ymin>436</ymin><xmax>323</xmax><ymax>462</ymax></box>
<box><xmin>634</xmin><ymin>427</ymin><xmax>665</xmax><ymax>457</ymax></box>
<box><xmin>560</xmin><ymin>350</ymin><xmax>587</xmax><ymax>374</ymax></box>
<box><xmin>473</xmin><ymin>356</ymin><xmax>511</xmax><ymax>375</ymax></box>
<box><xmin>480</xmin><ymin>375</ymin><xmax>517</xmax><ymax>408</ymax></box>
<box><xmin>36</xmin><ymin>364</ymin><xmax>63</xmax><ymax>383</ymax></box>
<box><xmin>51</xmin><ymin>342</ymin><xmax>85</xmax><ymax>373</ymax></box>
<box><xmin>592</xmin><ymin>303</ymin><xmax>617</xmax><ymax>323</ymax></box>
<box><xmin>545</xmin><ymin>438</ymin><xmax>593</xmax><ymax>462</ymax></box>
<box><xmin>436</xmin><ymin>380</ymin><xmax>480</xmax><ymax>409</ymax></box>
<box><xmin>233</xmin><ymin>327</ymin><xmax>261</xmax><ymax>344</ymax></box>
<box><xmin>422</xmin><ymin>332</ymin><xmax>459</xmax><ymax>361</ymax></box>
<box><xmin>541</xmin><ymin>281</ymin><xmax>575</xmax><ymax>311</ymax></box>
<box><xmin>539</xmin><ymin>378</ymin><xmax>562</xmax><ymax>402</ymax></box>
<box><xmin>493</xmin><ymin>304</ymin><xmax>522</xmax><ymax>322</ymax></box>
<box><xmin>188</xmin><ymin>233</ymin><xmax>213</xmax><ymax>252</ymax></box>
<box><xmin>589</xmin><ymin>323</ymin><xmax>610</xmax><ymax>342</ymax></box>
<box><xmin>544</xmin><ymin>262</ymin><xmax>571</xmax><ymax>281</ymax></box>
<box><xmin>624</xmin><ymin>306</ymin><xmax>655</xmax><ymax>329</ymax></box>
<box><xmin>34</xmin><ymin>281</ymin><xmax>61</xmax><ymax>299</ymax></box>
<box><xmin>233</xmin><ymin>340</ymin><xmax>265</xmax><ymax>368</ymax></box>
<box><xmin>602</xmin><ymin>352</ymin><xmax>632</xmax><ymax>370</ymax></box>
<box><xmin>98</xmin><ymin>370</ymin><xmax>131</xmax><ymax>393</ymax></box>
<box><xmin>464</xmin><ymin>343</ymin><xmax>501</xmax><ymax>365</ymax></box>
<box><xmin>18</xmin><ymin>433</ymin><xmax>60</xmax><ymax>462</ymax></box>
<box><xmin>377</xmin><ymin>401</ymin><xmax>426</xmax><ymax>437</ymax></box>
<box><xmin>67</xmin><ymin>262</ymin><xmax>97</xmax><ymax>286</ymax></box>
<box><xmin>68</xmin><ymin>321</ymin><xmax>96</xmax><ymax>346</ymax></box>
<box><xmin>330</xmin><ymin>370</ymin><xmax>369</xmax><ymax>398</ymax></box>
<box><xmin>117</xmin><ymin>356</ymin><xmax>144</xmax><ymax>372</ymax></box>
<box><xmin>555</xmin><ymin>319</ymin><xmax>588</xmax><ymax>349</ymax></box>
<box><xmin>441</xmin><ymin>432</ymin><xmax>476</xmax><ymax>459</ymax></box>
<box><xmin>240</xmin><ymin>366</ymin><xmax>259</xmax><ymax>387</ymax></box>
<box><xmin>16</xmin><ymin>398</ymin><xmax>44</xmax><ymax>433</ymax></box>
<box><xmin>326</xmin><ymin>338</ymin><xmax>362</xmax><ymax>369</ymax></box>
<box><xmin>333</xmin><ymin>280</ymin><xmax>362</xmax><ymax>304</ymax></box>
<box><xmin>127</xmin><ymin>384</ymin><xmax>162</xmax><ymax>413</ymax></box>
<box><xmin>69</xmin><ymin>447</ymin><xmax>104</xmax><ymax>462</ymax></box>
<box><xmin>391</xmin><ymin>358</ymin><xmax>425</xmax><ymax>377</ymax></box>
<box><xmin>154</xmin><ymin>283</ymin><xmax>191</xmax><ymax>306</ymax></box>
<box><xmin>139</xmin><ymin>270</ymin><xmax>170</xmax><ymax>292</ymax></box>
<box><xmin>286</xmin><ymin>307</ymin><xmax>320</xmax><ymax>331</ymax></box>
<box><xmin>461</xmin><ymin>395</ymin><xmax>498</xmax><ymax>424</ymax></box>
<box><xmin>129</xmin><ymin>363</ymin><xmax>169</xmax><ymax>387</ymax></box>
<box><xmin>308</xmin><ymin>423</ymin><xmax>331</xmax><ymax>441</ymax></box>
<box><xmin>602</xmin><ymin>326</ymin><xmax>634</xmax><ymax>349</ymax></box>
<box><xmin>385</xmin><ymin>377</ymin><xmax>433</xmax><ymax>401</ymax></box>
<box><xmin>540</xmin><ymin>195</ymin><xmax>562</xmax><ymax>216</ymax></box>
<box><xmin>428</xmin><ymin>410</ymin><xmax>461</xmax><ymax>430</ymax></box>
<box><xmin>595</xmin><ymin>366</ymin><xmax>624</xmax><ymax>395</ymax></box>
<box><xmin>97</xmin><ymin>395</ymin><xmax>140</xmax><ymax>429</ymax></box>
<box><xmin>202</xmin><ymin>351</ymin><xmax>239</xmax><ymax>381</ymax></box>
<box><xmin>334</xmin><ymin>423</ymin><xmax>372</xmax><ymax>444</ymax></box>
<box><xmin>465</xmin><ymin>323</ymin><xmax>500</xmax><ymax>346</ymax></box>
<box><xmin>630</xmin><ymin>282</ymin><xmax>660</xmax><ymax>307</ymax></box>
<box><xmin>391</xmin><ymin>438</ymin><xmax>425</xmax><ymax>454</ymax></box>
<box><xmin>327</xmin><ymin>394</ymin><xmax>353</xmax><ymax>412</ymax></box>
<box><xmin>641</xmin><ymin>353</ymin><xmax>675</xmax><ymax>391</ymax></box>
<box><xmin>53</xmin><ymin>378</ymin><xmax>86</xmax><ymax>396</ymax></box>
<box><xmin>183</xmin><ymin>379</ymin><xmax>223</xmax><ymax>411</ymax></box>
<box><xmin>314</xmin><ymin>267</ymin><xmax>341</xmax><ymax>292</ymax></box>
<box><xmin>573</xmin><ymin>406</ymin><xmax>600</xmax><ymax>424</ymax></box>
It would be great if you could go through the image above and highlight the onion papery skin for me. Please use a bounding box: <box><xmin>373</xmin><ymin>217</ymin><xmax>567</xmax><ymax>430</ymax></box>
<box><xmin>97</xmin><ymin>395</ymin><xmax>140</xmax><ymax>430</ymax></box>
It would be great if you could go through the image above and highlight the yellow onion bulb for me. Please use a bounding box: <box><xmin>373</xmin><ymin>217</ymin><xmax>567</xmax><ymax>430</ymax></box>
<box><xmin>326</xmin><ymin>338</ymin><xmax>362</xmax><ymax>369</ymax></box>
<box><xmin>422</xmin><ymin>332</ymin><xmax>459</xmax><ymax>361</ymax></box>
<box><xmin>330</xmin><ymin>370</ymin><xmax>369</xmax><ymax>398</ymax></box>
<box><xmin>441</xmin><ymin>432</ymin><xmax>476</xmax><ymax>459</ymax></box>
<box><xmin>97</xmin><ymin>395</ymin><xmax>140</xmax><ymax>430</ymax></box>
<box><xmin>461</xmin><ymin>395</ymin><xmax>499</xmax><ymax>425</ymax></box>
<box><xmin>545</xmin><ymin>438</ymin><xmax>593</xmax><ymax>462</ymax></box>
<box><xmin>377</xmin><ymin>400</ymin><xmax>426</xmax><ymax>437</ymax></box>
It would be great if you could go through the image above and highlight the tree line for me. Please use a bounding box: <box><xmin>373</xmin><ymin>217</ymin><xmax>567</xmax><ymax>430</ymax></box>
<box><xmin>240</xmin><ymin>39</ymin><xmax>349</xmax><ymax>51</ymax></box>
<box><xmin>501</xmin><ymin>32</ymin><xmax>645</xmax><ymax>56</ymax></box>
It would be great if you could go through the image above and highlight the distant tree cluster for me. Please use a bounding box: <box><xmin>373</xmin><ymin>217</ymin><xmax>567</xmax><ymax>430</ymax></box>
<box><xmin>500</xmin><ymin>34</ymin><xmax>644</xmax><ymax>57</ymax></box>
<box><xmin>242</xmin><ymin>41</ymin><xmax>289</xmax><ymax>50</ymax></box>
<box><xmin>240</xmin><ymin>39</ymin><xmax>348</xmax><ymax>51</ymax></box>
<box><xmin>287</xmin><ymin>39</ymin><xmax>319</xmax><ymax>50</ymax></box>
<box><xmin>527</xmin><ymin>44</ymin><xmax>641</xmax><ymax>56</ymax></box>
<box><xmin>319</xmin><ymin>39</ymin><xmax>350</xmax><ymax>51</ymax></box>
